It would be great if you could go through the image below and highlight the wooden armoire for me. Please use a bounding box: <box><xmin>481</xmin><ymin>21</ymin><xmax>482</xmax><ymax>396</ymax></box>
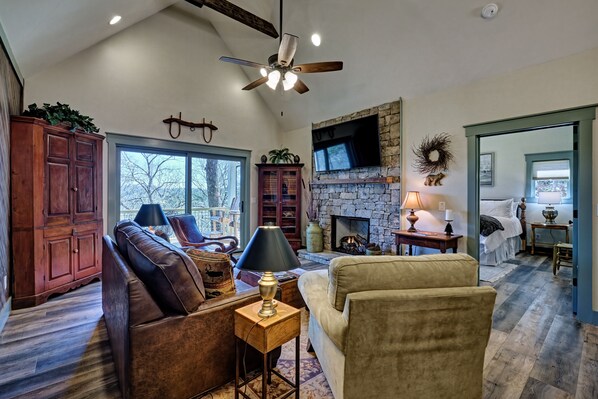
<box><xmin>10</xmin><ymin>116</ymin><xmax>104</xmax><ymax>308</ymax></box>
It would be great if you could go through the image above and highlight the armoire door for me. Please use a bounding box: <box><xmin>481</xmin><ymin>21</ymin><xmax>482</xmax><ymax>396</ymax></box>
<box><xmin>73</xmin><ymin>137</ymin><xmax>98</xmax><ymax>223</ymax></box>
<box><xmin>73</xmin><ymin>227</ymin><xmax>100</xmax><ymax>279</ymax></box>
<box><xmin>45</xmin><ymin>131</ymin><xmax>72</xmax><ymax>226</ymax></box>
<box><xmin>44</xmin><ymin>234</ymin><xmax>74</xmax><ymax>290</ymax></box>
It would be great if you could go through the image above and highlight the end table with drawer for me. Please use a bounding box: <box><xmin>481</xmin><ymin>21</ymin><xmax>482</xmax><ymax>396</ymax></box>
<box><xmin>392</xmin><ymin>230</ymin><xmax>463</xmax><ymax>256</ymax></box>
<box><xmin>530</xmin><ymin>222</ymin><xmax>571</xmax><ymax>255</ymax></box>
<box><xmin>234</xmin><ymin>301</ymin><xmax>301</xmax><ymax>399</ymax></box>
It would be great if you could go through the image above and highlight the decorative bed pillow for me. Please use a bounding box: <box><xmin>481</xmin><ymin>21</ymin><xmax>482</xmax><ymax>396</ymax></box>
<box><xmin>480</xmin><ymin>199</ymin><xmax>514</xmax><ymax>218</ymax></box>
<box><xmin>186</xmin><ymin>249</ymin><xmax>236</xmax><ymax>298</ymax></box>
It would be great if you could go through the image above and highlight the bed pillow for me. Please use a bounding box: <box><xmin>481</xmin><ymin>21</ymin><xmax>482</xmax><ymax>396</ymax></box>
<box><xmin>480</xmin><ymin>199</ymin><xmax>514</xmax><ymax>218</ymax></box>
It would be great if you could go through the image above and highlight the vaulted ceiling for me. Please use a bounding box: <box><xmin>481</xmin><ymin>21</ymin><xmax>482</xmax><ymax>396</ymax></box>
<box><xmin>2</xmin><ymin>0</ymin><xmax>598</xmax><ymax>131</ymax></box>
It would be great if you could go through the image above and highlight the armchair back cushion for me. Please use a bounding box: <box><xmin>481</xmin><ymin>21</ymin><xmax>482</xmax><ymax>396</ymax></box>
<box><xmin>328</xmin><ymin>253</ymin><xmax>478</xmax><ymax>311</ymax></box>
<box><xmin>168</xmin><ymin>214</ymin><xmax>205</xmax><ymax>244</ymax></box>
<box><xmin>114</xmin><ymin>221</ymin><xmax>206</xmax><ymax>314</ymax></box>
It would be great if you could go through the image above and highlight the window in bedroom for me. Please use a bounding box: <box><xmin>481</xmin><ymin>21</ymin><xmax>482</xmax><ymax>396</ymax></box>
<box><xmin>525</xmin><ymin>151</ymin><xmax>573</xmax><ymax>203</ymax></box>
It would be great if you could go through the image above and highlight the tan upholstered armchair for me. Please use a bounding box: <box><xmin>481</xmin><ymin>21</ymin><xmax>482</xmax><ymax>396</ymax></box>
<box><xmin>297</xmin><ymin>254</ymin><xmax>496</xmax><ymax>399</ymax></box>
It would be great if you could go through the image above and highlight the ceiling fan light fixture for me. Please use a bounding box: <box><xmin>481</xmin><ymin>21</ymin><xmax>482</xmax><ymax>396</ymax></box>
<box><xmin>266</xmin><ymin>70</ymin><xmax>281</xmax><ymax>90</ymax></box>
<box><xmin>109</xmin><ymin>15</ymin><xmax>122</xmax><ymax>25</ymax></box>
<box><xmin>282</xmin><ymin>71</ymin><xmax>298</xmax><ymax>91</ymax></box>
<box><xmin>260</xmin><ymin>68</ymin><xmax>268</xmax><ymax>77</ymax></box>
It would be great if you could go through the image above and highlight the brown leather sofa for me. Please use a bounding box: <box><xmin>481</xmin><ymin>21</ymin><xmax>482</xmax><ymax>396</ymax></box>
<box><xmin>102</xmin><ymin>221</ymin><xmax>276</xmax><ymax>398</ymax></box>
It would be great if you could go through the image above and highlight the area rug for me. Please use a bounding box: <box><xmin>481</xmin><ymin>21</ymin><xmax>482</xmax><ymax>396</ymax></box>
<box><xmin>199</xmin><ymin>308</ymin><xmax>333</xmax><ymax>399</ymax></box>
<box><xmin>479</xmin><ymin>262</ymin><xmax>519</xmax><ymax>283</ymax></box>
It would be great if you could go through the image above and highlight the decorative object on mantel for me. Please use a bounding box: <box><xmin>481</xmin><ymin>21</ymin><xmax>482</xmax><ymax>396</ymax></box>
<box><xmin>303</xmin><ymin>179</ymin><xmax>323</xmax><ymax>253</ymax></box>
<box><xmin>444</xmin><ymin>209</ymin><xmax>454</xmax><ymax>236</ymax></box>
<box><xmin>412</xmin><ymin>133</ymin><xmax>454</xmax><ymax>186</ymax></box>
<box><xmin>268</xmin><ymin>147</ymin><xmax>296</xmax><ymax>164</ymax></box>
<box><xmin>401</xmin><ymin>191</ymin><xmax>425</xmax><ymax>232</ymax></box>
<box><xmin>22</xmin><ymin>102</ymin><xmax>99</xmax><ymax>133</ymax></box>
<box><xmin>163</xmin><ymin>112</ymin><xmax>218</xmax><ymax>142</ymax></box>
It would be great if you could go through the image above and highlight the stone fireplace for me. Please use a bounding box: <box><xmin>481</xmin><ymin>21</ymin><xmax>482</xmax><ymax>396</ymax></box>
<box><xmin>310</xmin><ymin>100</ymin><xmax>402</xmax><ymax>254</ymax></box>
<box><xmin>331</xmin><ymin>215</ymin><xmax>370</xmax><ymax>254</ymax></box>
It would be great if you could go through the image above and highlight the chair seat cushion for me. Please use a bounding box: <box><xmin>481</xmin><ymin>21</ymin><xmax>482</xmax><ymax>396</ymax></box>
<box><xmin>124</xmin><ymin>227</ymin><xmax>206</xmax><ymax>314</ymax></box>
<box><xmin>186</xmin><ymin>249</ymin><xmax>236</xmax><ymax>298</ymax></box>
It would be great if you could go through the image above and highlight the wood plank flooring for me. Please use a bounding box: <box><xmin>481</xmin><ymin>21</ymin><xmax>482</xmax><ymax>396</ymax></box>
<box><xmin>0</xmin><ymin>253</ymin><xmax>597</xmax><ymax>398</ymax></box>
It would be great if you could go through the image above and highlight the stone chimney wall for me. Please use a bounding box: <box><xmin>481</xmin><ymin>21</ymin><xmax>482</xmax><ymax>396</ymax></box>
<box><xmin>310</xmin><ymin>99</ymin><xmax>402</xmax><ymax>254</ymax></box>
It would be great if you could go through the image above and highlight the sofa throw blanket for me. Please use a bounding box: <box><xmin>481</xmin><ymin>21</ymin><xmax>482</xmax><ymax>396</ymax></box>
<box><xmin>480</xmin><ymin>215</ymin><xmax>504</xmax><ymax>237</ymax></box>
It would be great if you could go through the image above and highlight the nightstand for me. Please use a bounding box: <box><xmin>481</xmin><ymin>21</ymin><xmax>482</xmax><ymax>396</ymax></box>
<box><xmin>234</xmin><ymin>301</ymin><xmax>301</xmax><ymax>399</ymax></box>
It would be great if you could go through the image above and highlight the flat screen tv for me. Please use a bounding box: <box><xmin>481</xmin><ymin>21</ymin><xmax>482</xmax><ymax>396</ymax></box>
<box><xmin>312</xmin><ymin>114</ymin><xmax>381</xmax><ymax>172</ymax></box>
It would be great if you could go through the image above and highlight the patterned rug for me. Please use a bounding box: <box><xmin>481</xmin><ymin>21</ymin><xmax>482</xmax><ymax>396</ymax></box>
<box><xmin>198</xmin><ymin>308</ymin><xmax>333</xmax><ymax>399</ymax></box>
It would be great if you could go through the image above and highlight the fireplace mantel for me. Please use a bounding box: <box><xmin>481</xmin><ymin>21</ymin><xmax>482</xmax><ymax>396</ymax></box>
<box><xmin>311</xmin><ymin>176</ymin><xmax>399</xmax><ymax>186</ymax></box>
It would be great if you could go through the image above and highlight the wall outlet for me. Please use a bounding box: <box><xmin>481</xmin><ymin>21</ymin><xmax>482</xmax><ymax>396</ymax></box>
<box><xmin>438</xmin><ymin>202</ymin><xmax>446</xmax><ymax>211</ymax></box>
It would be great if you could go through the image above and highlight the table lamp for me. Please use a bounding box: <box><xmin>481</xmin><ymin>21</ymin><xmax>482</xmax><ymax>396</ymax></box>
<box><xmin>235</xmin><ymin>226</ymin><xmax>301</xmax><ymax>317</ymax></box>
<box><xmin>401</xmin><ymin>191</ymin><xmax>424</xmax><ymax>232</ymax></box>
<box><xmin>538</xmin><ymin>191</ymin><xmax>561</xmax><ymax>224</ymax></box>
<box><xmin>134</xmin><ymin>204</ymin><xmax>169</xmax><ymax>232</ymax></box>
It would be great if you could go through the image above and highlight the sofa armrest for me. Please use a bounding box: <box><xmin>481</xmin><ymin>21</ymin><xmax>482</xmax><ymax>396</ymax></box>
<box><xmin>298</xmin><ymin>270</ymin><xmax>349</xmax><ymax>352</ymax></box>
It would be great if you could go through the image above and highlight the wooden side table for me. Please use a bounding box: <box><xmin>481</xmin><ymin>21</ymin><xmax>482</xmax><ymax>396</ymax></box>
<box><xmin>234</xmin><ymin>301</ymin><xmax>301</xmax><ymax>399</ymax></box>
<box><xmin>530</xmin><ymin>222</ymin><xmax>571</xmax><ymax>254</ymax></box>
<box><xmin>391</xmin><ymin>230</ymin><xmax>463</xmax><ymax>256</ymax></box>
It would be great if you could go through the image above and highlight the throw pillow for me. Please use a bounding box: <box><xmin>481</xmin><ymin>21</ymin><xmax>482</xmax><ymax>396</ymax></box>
<box><xmin>480</xmin><ymin>199</ymin><xmax>514</xmax><ymax>218</ymax></box>
<box><xmin>186</xmin><ymin>249</ymin><xmax>236</xmax><ymax>298</ymax></box>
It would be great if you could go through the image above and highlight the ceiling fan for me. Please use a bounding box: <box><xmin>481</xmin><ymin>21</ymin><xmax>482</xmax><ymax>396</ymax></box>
<box><xmin>218</xmin><ymin>0</ymin><xmax>343</xmax><ymax>94</ymax></box>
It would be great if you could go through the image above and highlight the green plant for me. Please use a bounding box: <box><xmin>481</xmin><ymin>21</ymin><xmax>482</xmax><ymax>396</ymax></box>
<box><xmin>22</xmin><ymin>102</ymin><xmax>99</xmax><ymax>133</ymax></box>
<box><xmin>268</xmin><ymin>147</ymin><xmax>295</xmax><ymax>164</ymax></box>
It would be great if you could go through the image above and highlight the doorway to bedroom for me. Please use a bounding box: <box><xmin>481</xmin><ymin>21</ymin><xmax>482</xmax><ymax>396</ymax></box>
<box><xmin>465</xmin><ymin>106</ymin><xmax>596</xmax><ymax>324</ymax></box>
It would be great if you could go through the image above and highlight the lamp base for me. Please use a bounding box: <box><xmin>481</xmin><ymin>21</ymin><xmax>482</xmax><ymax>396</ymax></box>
<box><xmin>406</xmin><ymin>210</ymin><xmax>419</xmax><ymax>232</ymax></box>
<box><xmin>542</xmin><ymin>207</ymin><xmax>558</xmax><ymax>224</ymax></box>
<box><xmin>257</xmin><ymin>271</ymin><xmax>279</xmax><ymax>317</ymax></box>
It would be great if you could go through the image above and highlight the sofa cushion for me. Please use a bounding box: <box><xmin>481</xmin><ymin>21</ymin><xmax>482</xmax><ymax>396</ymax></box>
<box><xmin>113</xmin><ymin>220</ymin><xmax>144</xmax><ymax>261</ymax></box>
<box><xmin>186</xmin><ymin>249</ymin><xmax>236</xmax><ymax>298</ymax></box>
<box><xmin>125</xmin><ymin>228</ymin><xmax>206</xmax><ymax>314</ymax></box>
<box><xmin>327</xmin><ymin>253</ymin><xmax>479</xmax><ymax>311</ymax></box>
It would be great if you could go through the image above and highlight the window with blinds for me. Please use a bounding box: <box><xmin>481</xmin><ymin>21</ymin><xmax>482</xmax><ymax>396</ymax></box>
<box><xmin>531</xmin><ymin>159</ymin><xmax>570</xmax><ymax>198</ymax></box>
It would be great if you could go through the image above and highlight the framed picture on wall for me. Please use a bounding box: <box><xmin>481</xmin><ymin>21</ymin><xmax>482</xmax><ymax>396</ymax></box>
<box><xmin>480</xmin><ymin>152</ymin><xmax>494</xmax><ymax>186</ymax></box>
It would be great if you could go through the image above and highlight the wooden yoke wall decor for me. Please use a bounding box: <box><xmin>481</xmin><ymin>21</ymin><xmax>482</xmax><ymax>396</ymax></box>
<box><xmin>163</xmin><ymin>112</ymin><xmax>218</xmax><ymax>143</ymax></box>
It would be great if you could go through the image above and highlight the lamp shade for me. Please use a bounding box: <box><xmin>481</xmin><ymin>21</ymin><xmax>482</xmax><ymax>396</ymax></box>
<box><xmin>537</xmin><ymin>191</ymin><xmax>562</xmax><ymax>205</ymax></box>
<box><xmin>134</xmin><ymin>204</ymin><xmax>169</xmax><ymax>227</ymax></box>
<box><xmin>236</xmin><ymin>226</ymin><xmax>301</xmax><ymax>272</ymax></box>
<box><xmin>401</xmin><ymin>191</ymin><xmax>424</xmax><ymax>210</ymax></box>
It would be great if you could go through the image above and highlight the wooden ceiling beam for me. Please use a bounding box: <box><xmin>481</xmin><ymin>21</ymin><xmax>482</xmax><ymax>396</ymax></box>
<box><xmin>186</xmin><ymin>0</ymin><xmax>279</xmax><ymax>38</ymax></box>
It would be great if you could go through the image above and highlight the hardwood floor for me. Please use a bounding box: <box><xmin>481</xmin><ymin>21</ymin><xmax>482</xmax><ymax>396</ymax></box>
<box><xmin>0</xmin><ymin>253</ymin><xmax>597</xmax><ymax>398</ymax></box>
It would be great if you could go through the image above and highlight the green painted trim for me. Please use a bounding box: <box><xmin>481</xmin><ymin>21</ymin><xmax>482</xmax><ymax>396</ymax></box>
<box><xmin>466</xmin><ymin>105</ymin><xmax>597</xmax><ymax>324</ymax></box>
<box><xmin>0</xmin><ymin>297</ymin><xmax>11</xmax><ymax>334</ymax></box>
<box><xmin>105</xmin><ymin>133</ymin><xmax>252</xmax><ymax>247</ymax></box>
<box><xmin>465</xmin><ymin>105</ymin><xmax>597</xmax><ymax>137</ymax></box>
<box><xmin>524</xmin><ymin>151</ymin><xmax>573</xmax><ymax>204</ymax></box>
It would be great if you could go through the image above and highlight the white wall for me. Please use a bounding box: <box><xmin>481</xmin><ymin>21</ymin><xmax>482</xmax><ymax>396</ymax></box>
<box><xmin>480</xmin><ymin>126</ymin><xmax>573</xmax><ymax>243</ymax></box>
<box><xmin>23</xmin><ymin>7</ymin><xmax>281</xmax><ymax>232</ymax></box>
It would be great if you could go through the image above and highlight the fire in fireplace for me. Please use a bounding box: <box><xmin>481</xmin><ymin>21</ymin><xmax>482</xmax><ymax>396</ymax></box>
<box><xmin>331</xmin><ymin>215</ymin><xmax>370</xmax><ymax>255</ymax></box>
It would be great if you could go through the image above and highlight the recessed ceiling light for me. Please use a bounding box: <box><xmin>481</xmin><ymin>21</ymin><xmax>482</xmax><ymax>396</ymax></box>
<box><xmin>311</xmin><ymin>33</ymin><xmax>321</xmax><ymax>47</ymax></box>
<box><xmin>481</xmin><ymin>4</ymin><xmax>498</xmax><ymax>19</ymax></box>
<box><xmin>109</xmin><ymin>15</ymin><xmax>122</xmax><ymax>25</ymax></box>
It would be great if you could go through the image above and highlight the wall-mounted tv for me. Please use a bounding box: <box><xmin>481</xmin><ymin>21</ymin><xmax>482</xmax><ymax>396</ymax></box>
<box><xmin>312</xmin><ymin>114</ymin><xmax>381</xmax><ymax>172</ymax></box>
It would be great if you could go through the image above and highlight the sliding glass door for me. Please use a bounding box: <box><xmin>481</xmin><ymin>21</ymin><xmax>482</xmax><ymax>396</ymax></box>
<box><xmin>107</xmin><ymin>134</ymin><xmax>250</xmax><ymax>247</ymax></box>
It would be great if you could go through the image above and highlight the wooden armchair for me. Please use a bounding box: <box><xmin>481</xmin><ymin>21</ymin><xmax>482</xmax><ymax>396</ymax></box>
<box><xmin>167</xmin><ymin>215</ymin><xmax>239</xmax><ymax>260</ymax></box>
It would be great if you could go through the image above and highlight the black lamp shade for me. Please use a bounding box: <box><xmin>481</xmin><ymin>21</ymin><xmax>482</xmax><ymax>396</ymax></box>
<box><xmin>134</xmin><ymin>204</ymin><xmax>169</xmax><ymax>227</ymax></box>
<box><xmin>236</xmin><ymin>226</ymin><xmax>301</xmax><ymax>272</ymax></box>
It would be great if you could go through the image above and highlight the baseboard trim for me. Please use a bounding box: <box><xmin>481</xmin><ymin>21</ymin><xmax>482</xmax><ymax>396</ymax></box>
<box><xmin>0</xmin><ymin>297</ymin><xmax>12</xmax><ymax>334</ymax></box>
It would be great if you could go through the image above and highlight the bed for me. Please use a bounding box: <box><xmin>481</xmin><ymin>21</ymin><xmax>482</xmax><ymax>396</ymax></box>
<box><xmin>479</xmin><ymin>198</ymin><xmax>527</xmax><ymax>266</ymax></box>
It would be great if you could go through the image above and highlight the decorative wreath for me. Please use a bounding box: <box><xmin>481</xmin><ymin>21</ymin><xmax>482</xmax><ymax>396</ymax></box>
<box><xmin>412</xmin><ymin>133</ymin><xmax>454</xmax><ymax>175</ymax></box>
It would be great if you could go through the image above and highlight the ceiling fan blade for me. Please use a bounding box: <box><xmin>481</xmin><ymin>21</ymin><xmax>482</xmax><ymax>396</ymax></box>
<box><xmin>186</xmin><ymin>0</ymin><xmax>279</xmax><ymax>38</ymax></box>
<box><xmin>293</xmin><ymin>61</ymin><xmax>343</xmax><ymax>73</ymax></box>
<box><xmin>278</xmin><ymin>33</ymin><xmax>298</xmax><ymax>66</ymax></box>
<box><xmin>294</xmin><ymin>79</ymin><xmax>309</xmax><ymax>94</ymax></box>
<box><xmin>219</xmin><ymin>56</ymin><xmax>267</xmax><ymax>69</ymax></box>
<box><xmin>242</xmin><ymin>76</ymin><xmax>268</xmax><ymax>91</ymax></box>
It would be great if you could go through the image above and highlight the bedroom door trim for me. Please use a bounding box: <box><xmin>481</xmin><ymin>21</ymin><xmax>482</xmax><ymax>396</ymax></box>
<box><xmin>465</xmin><ymin>105</ymin><xmax>597</xmax><ymax>325</ymax></box>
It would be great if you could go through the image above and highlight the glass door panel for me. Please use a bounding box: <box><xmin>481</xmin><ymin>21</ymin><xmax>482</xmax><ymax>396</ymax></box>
<box><xmin>281</xmin><ymin>171</ymin><xmax>298</xmax><ymax>203</ymax></box>
<box><xmin>191</xmin><ymin>157</ymin><xmax>242</xmax><ymax>243</ymax></box>
<box><xmin>261</xmin><ymin>171</ymin><xmax>279</xmax><ymax>203</ymax></box>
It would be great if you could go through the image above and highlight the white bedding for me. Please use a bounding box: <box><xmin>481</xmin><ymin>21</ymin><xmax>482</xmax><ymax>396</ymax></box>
<box><xmin>480</xmin><ymin>215</ymin><xmax>523</xmax><ymax>254</ymax></box>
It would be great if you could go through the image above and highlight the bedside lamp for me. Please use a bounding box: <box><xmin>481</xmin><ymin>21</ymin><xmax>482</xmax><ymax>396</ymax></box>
<box><xmin>134</xmin><ymin>204</ymin><xmax>169</xmax><ymax>232</ymax></box>
<box><xmin>538</xmin><ymin>191</ymin><xmax>561</xmax><ymax>224</ymax></box>
<box><xmin>401</xmin><ymin>191</ymin><xmax>424</xmax><ymax>232</ymax></box>
<box><xmin>236</xmin><ymin>226</ymin><xmax>301</xmax><ymax>317</ymax></box>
